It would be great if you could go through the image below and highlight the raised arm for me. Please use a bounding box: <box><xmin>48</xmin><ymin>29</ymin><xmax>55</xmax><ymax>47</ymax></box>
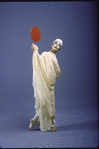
<box><xmin>31</xmin><ymin>43</ymin><xmax>39</xmax><ymax>51</ymax></box>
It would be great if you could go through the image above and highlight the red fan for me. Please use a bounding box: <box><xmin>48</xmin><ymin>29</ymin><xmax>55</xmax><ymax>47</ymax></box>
<box><xmin>30</xmin><ymin>26</ymin><xmax>41</xmax><ymax>43</ymax></box>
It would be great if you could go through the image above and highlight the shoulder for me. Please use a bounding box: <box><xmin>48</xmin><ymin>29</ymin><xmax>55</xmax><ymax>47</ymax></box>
<box><xmin>41</xmin><ymin>51</ymin><xmax>49</xmax><ymax>56</ymax></box>
<box><xmin>42</xmin><ymin>51</ymin><xmax>48</xmax><ymax>54</ymax></box>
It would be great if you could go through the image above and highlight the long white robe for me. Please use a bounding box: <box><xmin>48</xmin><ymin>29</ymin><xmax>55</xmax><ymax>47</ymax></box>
<box><xmin>32</xmin><ymin>49</ymin><xmax>61</xmax><ymax>131</ymax></box>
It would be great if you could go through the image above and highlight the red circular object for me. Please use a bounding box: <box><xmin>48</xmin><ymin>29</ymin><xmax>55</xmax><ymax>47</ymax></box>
<box><xmin>30</xmin><ymin>27</ymin><xmax>41</xmax><ymax>42</ymax></box>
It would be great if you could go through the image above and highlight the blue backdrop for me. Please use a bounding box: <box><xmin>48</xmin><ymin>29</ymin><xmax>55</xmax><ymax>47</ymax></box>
<box><xmin>0</xmin><ymin>1</ymin><xmax>98</xmax><ymax>108</ymax></box>
<box><xmin>0</xmin><ymin>2</ymin><xmax>98</xmax><ymax>148</ymax></box>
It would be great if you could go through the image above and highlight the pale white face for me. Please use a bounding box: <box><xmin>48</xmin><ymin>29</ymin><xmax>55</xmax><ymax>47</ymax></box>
<box><xmin>50</xmin><ymin>41</ymin><xmax>61</xmax><ymax>54</ymax></box>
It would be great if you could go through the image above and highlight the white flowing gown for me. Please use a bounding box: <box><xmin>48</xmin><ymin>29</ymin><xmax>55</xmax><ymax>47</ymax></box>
<box><xmin>32</xmin><ymin>49</ymin><xmax>61</xmax><ymax>132</ymax></box>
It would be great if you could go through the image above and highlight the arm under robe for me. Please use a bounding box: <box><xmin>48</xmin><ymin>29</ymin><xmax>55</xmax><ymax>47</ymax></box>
<box><xmin>32</xmin><ymin>49</ymin><xmax>61</xmax><ymax>118</ymax></box>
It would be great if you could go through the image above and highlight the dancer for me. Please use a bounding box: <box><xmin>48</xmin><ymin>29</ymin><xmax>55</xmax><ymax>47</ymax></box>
<box><xmin>29</xmin><ymin>39</ymin><xmax>63</xmax><ymax>132</ymax></box>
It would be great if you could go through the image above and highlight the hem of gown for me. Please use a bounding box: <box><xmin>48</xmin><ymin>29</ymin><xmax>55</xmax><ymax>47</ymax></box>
<box><xmin>40</xmin><ymin>127</ymin><xmax>50</xmax><ymax>132</ymax></box>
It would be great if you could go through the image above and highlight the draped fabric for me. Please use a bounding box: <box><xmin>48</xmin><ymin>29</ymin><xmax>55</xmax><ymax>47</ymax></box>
<box><xmin>32</xmin><ymin>49</ymin><xmax>61</xmax><ymax>131</ymax></box>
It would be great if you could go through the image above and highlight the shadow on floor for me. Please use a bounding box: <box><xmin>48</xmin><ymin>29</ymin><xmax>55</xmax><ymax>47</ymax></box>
<box><xmin>57</xmin><ymin>121</ymin><xmax>98</xmax><ymax>131</ymax></box>
<box><xmin>1</xmin><ymin>114</ymin><xmax>98</xmax><ymax>133</ymax></box>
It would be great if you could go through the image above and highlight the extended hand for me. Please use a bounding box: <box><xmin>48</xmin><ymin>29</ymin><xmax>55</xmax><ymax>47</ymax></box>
<box><xmin>31</xmin><ymin>43</ymin><xmax>39</xmax><ymax>51</ymax></box>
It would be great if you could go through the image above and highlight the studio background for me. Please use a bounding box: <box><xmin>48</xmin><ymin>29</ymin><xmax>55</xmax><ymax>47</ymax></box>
<box><xmin>0</xmin><ymin>2</ymin><xmax>98</xmax><ymax>148</ymax></box>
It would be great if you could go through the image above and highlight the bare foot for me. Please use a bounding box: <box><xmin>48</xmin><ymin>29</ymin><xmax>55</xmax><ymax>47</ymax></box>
<box><xmin>29</xmin><ymin>120</ymin><xmax>34</xmax><ymax>131</ymax></box>
<box><xmin>51</xmin><ymin>127</ymin><xmax>57</xmax><ymax>132</ymax></box>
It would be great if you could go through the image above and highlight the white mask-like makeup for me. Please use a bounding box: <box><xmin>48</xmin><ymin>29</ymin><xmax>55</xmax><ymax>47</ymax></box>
<box><xmin>50</xmin><ymin>40</ymin><xmax>63</xmax><ymax>54</ymax></box>
<box><xmin>50</xmin><ymin>38</ymin><xmax>63</xmax><ymax>54</ymax></box>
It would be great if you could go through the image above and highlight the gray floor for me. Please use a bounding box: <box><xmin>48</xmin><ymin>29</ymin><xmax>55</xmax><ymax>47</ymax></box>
<box><xmin>0</xmin><ymin>95</ymin><xmax>98</xmax><ymax>148</ymax></box>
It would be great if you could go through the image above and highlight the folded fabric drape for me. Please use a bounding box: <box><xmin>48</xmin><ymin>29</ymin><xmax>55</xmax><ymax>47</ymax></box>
<box><xmin>32</xmin><ymin>49</ymin><xmax>61</xmax><ymax>131</ymax></box>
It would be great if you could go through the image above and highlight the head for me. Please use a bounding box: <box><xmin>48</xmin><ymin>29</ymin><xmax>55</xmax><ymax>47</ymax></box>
<box><xmin>50</xmin><ymin>39</ymin><xmax>63</xmax><ymax>54</ymax></box>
